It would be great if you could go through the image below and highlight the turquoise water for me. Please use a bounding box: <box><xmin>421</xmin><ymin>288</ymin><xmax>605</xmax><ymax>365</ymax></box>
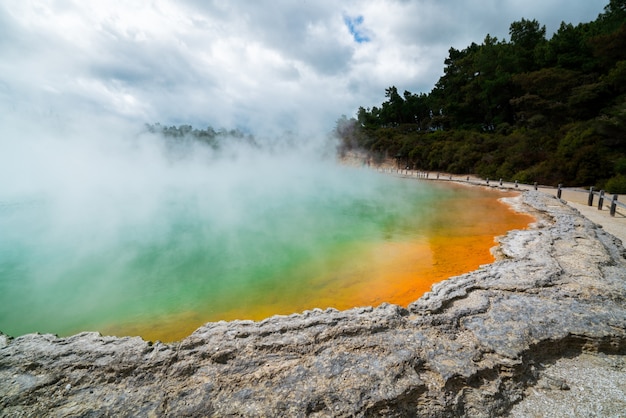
<box><xmin>0</xmin><ymin>162</ymin><xmax>437</xmax><ymax>336</ymax></box>
<box><xmin>0</xmin><ymin>155</ymin><xmax>527</xmax><ymax>342</ymax></box>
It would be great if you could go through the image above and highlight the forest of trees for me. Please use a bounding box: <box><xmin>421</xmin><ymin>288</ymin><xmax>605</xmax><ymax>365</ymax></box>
<box><xmin>336</xmin><ymin>0</ymin><xmax>626</xmax><ymax>192</ymax></box>
<box><xmin>144</xmin><ymin>123</ymin><xmax>260</xmax><ymax>160</ymax></box>
<box><xmin>146</xmin><ymin>123</ymin><xmax>255</xmax><ymax>148</ymax></box>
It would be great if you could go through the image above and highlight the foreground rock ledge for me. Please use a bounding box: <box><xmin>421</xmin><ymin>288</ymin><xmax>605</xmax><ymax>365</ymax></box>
<box><xmin>1</xmin><ymin>191</ymin><xmax>625</xmax><ymax>417</ymax></box>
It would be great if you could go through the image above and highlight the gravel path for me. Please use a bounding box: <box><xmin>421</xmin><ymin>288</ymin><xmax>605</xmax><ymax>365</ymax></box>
<box><xmin>510</xmin><ymin>353</ymin><xmax>626</xmax><ymax>417</ymax></box>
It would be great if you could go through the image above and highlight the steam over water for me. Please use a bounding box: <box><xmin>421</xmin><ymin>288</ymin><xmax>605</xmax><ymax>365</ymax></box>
<box><xmin>0</xmin><ymin>126</ymin><xmax>530</xmax><ymax>342</ymax></box>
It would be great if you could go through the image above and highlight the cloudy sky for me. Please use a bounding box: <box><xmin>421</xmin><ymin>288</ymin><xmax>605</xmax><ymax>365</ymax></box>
<box><xmin>0</xmin><ymin>0</ymin><xmax>608</xmax><ymax>137</ymax></box>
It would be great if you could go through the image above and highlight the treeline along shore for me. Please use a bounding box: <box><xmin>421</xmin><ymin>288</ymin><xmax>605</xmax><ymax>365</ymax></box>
<box><xmin>335</xmin><ymin>0</ymin><xmax>626</xmax><ymax>194</ymax></box>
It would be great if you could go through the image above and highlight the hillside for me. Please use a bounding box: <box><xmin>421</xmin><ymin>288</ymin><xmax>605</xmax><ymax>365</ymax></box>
<box><xmin>336</xmin><ymin>0</ymin><xmax>626</xmax><ymax>193</ymax></box>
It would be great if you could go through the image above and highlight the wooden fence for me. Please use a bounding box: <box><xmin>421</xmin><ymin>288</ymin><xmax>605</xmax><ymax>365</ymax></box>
<box><xmin>375</xmin><ymin>167</ymin><xmax>625</xmax><ymax>218</ymax></box>
<box><xmin>565</xmin><ymin>185</ymin><xmax>625</xmax><ymax>217</ymax></box>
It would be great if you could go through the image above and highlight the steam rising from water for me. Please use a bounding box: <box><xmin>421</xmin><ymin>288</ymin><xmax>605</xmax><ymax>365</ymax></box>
<box><xmin>0</xmin><ymin>120</ymin><xmax>440</xmax><ymax>338</ymax></box>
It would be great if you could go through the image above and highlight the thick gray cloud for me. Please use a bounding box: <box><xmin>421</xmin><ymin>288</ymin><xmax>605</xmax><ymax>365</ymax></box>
<box><xmin>0</xmin><ymin>0</ymin><xmax>607</xmax><ymax>136</ymax></box>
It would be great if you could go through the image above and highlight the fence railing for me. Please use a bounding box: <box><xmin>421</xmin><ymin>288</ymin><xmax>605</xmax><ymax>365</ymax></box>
<box><xmin>560</xmin><ymin>185</ymin><xmax>625</xmax><ymax>217</ymax></box>
<box><xmin>376</xmin><ymin>167</ymin><xmax>625</xmax><ymax>218</ymax></box>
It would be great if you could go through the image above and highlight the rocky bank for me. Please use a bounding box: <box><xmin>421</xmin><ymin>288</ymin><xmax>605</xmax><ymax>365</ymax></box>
<box><xmin>1</xmin><ymin>191</ymin><xmax>626</xmax><ymax>417</ymax></box>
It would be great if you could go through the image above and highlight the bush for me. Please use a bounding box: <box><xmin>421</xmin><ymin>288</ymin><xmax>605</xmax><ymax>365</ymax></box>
<box><xmin>513</xmin><ymin>161</ymin><xmax>558</xmax><ymax>185</ymax></box>
<box><xmin>495</xmin><ymin>161</ymin><xmax>515</xmax><ymax>180</ymax></box>
<box><xmin>513</xmin><ymin>169</ymin><xmax>534</xmax><ymax>184</ymax></box>
<box><xmin>615</xmin><ymin>157</ymin><xmax>626</xmax><ymax>175</ymax></box>
<box><xmin>604</xmin><ymin>174</ymin><xmax>626</xmax><ymax>194</ymax></box>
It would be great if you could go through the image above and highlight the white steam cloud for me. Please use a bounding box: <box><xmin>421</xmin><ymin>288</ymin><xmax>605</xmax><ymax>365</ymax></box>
<box><xmin>1</xmin><ymin>115</ymin><xmax>424</xmax><ymax>337</ymax></box>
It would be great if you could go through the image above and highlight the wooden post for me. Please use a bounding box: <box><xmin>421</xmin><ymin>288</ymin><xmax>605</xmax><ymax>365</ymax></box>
<box><xmin>610</xmin><ymin>194</ymin><xmax>619</xmax><ymax>217</ymax></box>
<box><xmin>588</xmin><ymin>186</ymin><xmax>594</xmax><ymax>206</ymax></box>
<box><xmin>598</xmin><ymin>190</ymin><xmax>605</xmax><ymax>210</ymax></box>
<box><xmin>557</xmin><ymin>184</ymin><xmax>562</xmax><ymax>199</ymax></box>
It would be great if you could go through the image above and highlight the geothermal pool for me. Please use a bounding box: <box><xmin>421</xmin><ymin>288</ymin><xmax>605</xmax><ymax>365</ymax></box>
<box><xmin>0</xmin><ymin>154</ymin><xmax>531</xmax><ymax>342</ymax></box>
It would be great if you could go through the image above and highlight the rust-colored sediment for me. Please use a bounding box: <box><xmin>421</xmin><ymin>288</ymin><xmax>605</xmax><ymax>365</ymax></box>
<box><xmin>109</xmin><ymin>189</ymin><xmax>533</xmax><ymax>342</ymax></box>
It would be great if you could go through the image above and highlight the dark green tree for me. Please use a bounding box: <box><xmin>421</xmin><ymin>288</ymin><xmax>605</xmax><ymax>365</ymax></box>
<box><xmin>509</xmin><ymin>18</ymin><xmax>547</xmax><ymax>71</ymax></box>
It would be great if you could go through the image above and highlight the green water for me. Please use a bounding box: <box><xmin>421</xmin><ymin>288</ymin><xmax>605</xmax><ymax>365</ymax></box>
<box><xmin>0</xmin><ymin>164</ymin><xmax>508</xmax><ymax>340</ymax></box>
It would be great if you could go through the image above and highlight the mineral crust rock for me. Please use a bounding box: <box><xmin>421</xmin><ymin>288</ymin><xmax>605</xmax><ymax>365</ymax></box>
<box><xmin>1</xmin><ymin>191</ymin><xmax>625</xmax><ymax>417</ymax></box>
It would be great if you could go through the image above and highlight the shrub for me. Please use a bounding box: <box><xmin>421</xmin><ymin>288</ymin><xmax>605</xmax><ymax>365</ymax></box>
<box><xmin>604</xmin><ymin>174</ymin><xmax>626</xmax><ymax>194</ymax></box>
<box><xmin>615</xmin><ymin>157</ymin><xmax>626</xmax><ymax>175</ymax></box>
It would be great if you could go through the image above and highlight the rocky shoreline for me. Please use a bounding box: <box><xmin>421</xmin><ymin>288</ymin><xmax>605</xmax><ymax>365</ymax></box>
<box><xmin>1</xmin><ymin>191</ymin><xmax>626</xmax><ymax>417</ymax></box>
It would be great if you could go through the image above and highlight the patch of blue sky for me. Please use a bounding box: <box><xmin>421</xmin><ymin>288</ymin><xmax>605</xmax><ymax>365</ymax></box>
<box><xmin>343</xmin><ymin>14</ymin><xmax>370</xmax><ymax>43</ymax></box>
